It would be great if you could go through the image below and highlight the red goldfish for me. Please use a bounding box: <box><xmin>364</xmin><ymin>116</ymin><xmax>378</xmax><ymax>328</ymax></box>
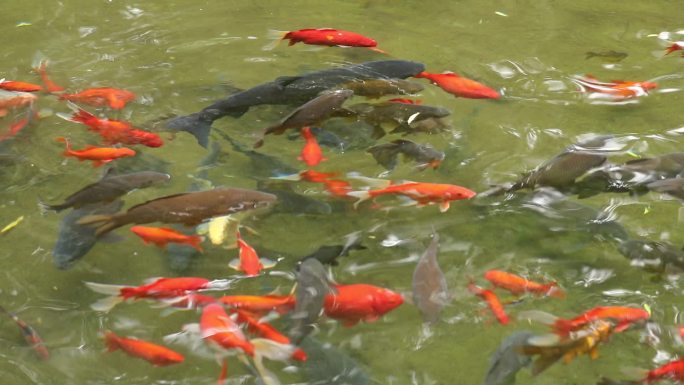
<box><xmin>269</xmin><ymin>28</ymin><xmax>379</xmax><ymax>50</ymax></box>
<box><xmin>219</xmin><ymin>295</ymin><xmax>295</xmax><ymax>315</ymax></box>
<box><xmin>572</xmin><ymin>74</ymin><xmax>657</xmax><ymax>99</ymax></box>
<box><xmin>414</xmin><ymin>71</ymin><xmax>500</xmax><ymax>99</ymax></box>
<box><xmin>665</xmin><ymin>42</ymin><xmax>684</xmax><ymax>57</ymax></box>
<box><xmin>0</xmin><ymin>90</ymin><xmax>37</xmax><ymax>116</ymax></box>
<box><xmin>628</xmin><ymin>358</ymin><xmax>684</xmax><ymax>384</ymax></box>
<box><xmin>56</xmin><ymin>137</ymin><xmax>136</xmax><ymax>167</ymax></box>
<box><xmin>298</xmin><ymin>127</ymin><xmax>327</xmax><ymax>167</ymax></box>
<box><xmin>468</xmin><ymin>282</ymin><xmax>509</xmax><ymax>325</ymax></box>
<box><xmin>387</xmin><ymin>98</ymin><xmax>422</xmax><ymax>104</ymax></box>
<box><xmin>299</xmin><ymin>170</ymin><xmax>339</xmax><ymax>183</ymax></box>
<box><xmin>347</xmin><ymin>180</ymin><xmax>476</xmax><ymax>212</ymax></box>
<box><xmin>484</xmin><ymin>270</ymin><xmax>564</xmax><ymax>298</ymax></box>
<box><xmin>59</xmin><ymin>87</ymin><xmax>135</xmax><ymax>109</ymax></box>
<box><xmin>104</xmin><ymin>331</ymin><xmax>184</xmax><ymax>366</ymax></box>
<box><xmin>61</xmin><ymin>105</ymin><xmax>163</xmax><ymax>147</ymax></box>
<box><xmin>0</xmin><ymin>79</ymin><xmax>42</xmax><ymax>92</ymax></box>
<box><xmin>0</xmin><ymin>305</ymin><xmax>49</xmax><ymax>360</ymax></box>
<box><xmin>323</xmin><ymin>284</ymin><xmax>404</xmax><ymax>326</ymax></box>
<box><xmin>0</xmin><ymin>113</ymin><xmax>32</xmax><ymax>142</ymax></box>
<box><xmin>34</xmin><ymin>60</ymin><xmax>64</xmax><ymax>93</ymax></box>
<box><xmin>553</xmin><ymin>306</ymin><xmax>650</xmax><ymax>336</ymax></box>
<box><xmin>232</xmin><ymin>309</ymin><xmax>307</xmax><ymax>361</ymax></box>
<box><xmin>229</xmin><ymin>230</ymin><xmax>275</xmax><ymax>276</ymax></box>
<box><xmin>200</xmin><ymin>303</ymin><xmax>254</xmax><ymax>356</ymax></box>
<box><xmin>131</xmin><ymin>226</ymin><xmax>203</xmax><ymax>251</ymax></box>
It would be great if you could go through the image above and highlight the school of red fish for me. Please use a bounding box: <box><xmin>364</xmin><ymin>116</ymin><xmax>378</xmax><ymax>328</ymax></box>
<box><xmin>2</xmin><ymin>26</ymin><xmax>684</xmax><ymax>385</ymax></box>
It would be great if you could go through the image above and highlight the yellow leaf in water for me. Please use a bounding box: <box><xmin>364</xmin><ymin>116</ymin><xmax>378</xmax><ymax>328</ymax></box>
<box><xmin>1</xmin><ymin>215</ymin><xmax>24</xmax><ymax>234</ymax></box>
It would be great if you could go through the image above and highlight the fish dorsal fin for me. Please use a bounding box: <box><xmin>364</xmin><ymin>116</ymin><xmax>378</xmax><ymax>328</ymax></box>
<box><xmin>125</xmin><ymin>192</ymin><xmax>192</xmax><ymax>211</ymax></box>
<box><xmin>274</xmin><ymin>75</ymin><xmax>302</xmax><ymax>87</ymax></box>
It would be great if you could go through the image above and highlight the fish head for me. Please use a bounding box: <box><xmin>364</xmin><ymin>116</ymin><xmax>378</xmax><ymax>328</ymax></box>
<box><xmin>445</xmin><ymin>185</ymin><xmax>477</xmax><ymax>200</ymax></box>
<box><xmin>372</xmin><ymin>288</ymin><xmax>404</xmax><ymax>315</ymax></box>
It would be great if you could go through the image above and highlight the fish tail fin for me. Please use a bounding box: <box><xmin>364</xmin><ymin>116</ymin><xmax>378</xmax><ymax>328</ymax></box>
<box><xmin>346</xmin><ymin>190</ymin><xmax>372</xmax><ymax>209</ymax></box>
<box><xmin>517</xmin><ymin>310</ymin><xmax>559</xmax><ymax>326</ymax></box>
<box><xmin>262</xmin><ymin>29</ymin><xmax>288</xmax><ymax>51</ymax></box>
<box><xmin>367</xmin><ymin>143</ymin><xmax>401</xmax><ymax>170</ymax></box>
<box><xmin>68</xmin><ymin>104</ymin><xmax>95</xmax><ymax>124</ymax></box>
<box><xmin>665</xmin><ymin>44</ymin><xmax>679</xmax><ymax>55</ymax></box>
<box><xmin>552</xmin><ymin>318</ymin><xmax>574</xmax><ymax>337</ymax></box>
<box><xmin>84</xmin><ymin>281</ymin><xmax>126</xmax><ymax>295</ymax></box>
<box><xmin>37</xmin><ymin>198</ymin><xmax>64</xmax><ymax>213</ymax></box>
<box><xmin>55</xmin><ymin>136</ymin><xmax>71</xmax><ymax>154</ymax></box>
<box><xmin>189</xmin><ymin>236</ymin><xmax>204</xmax><ymax>252</ymax></box>
<box><xmin>165</xmin><ymin>113</ymin><xmax>213</xmax><ymax>148</ymax></box>
<box><xmin>76</xmin><ymin>214</ymin><xmax>120</xmax><ymax>237</ymax></box>
<box><xmin>103</xmin><ymin>331</ymin><xmax>120</xmax><ymax>352</ymax></box>
<box><xmin>91</xmin><ymin>296</ymin><xmax>125</xmax><ymax>312</ymax></box>
<box><xmin>545</xmin><ymin>283</ymin><xmax>565</xmax><ymax>298</ymax></box>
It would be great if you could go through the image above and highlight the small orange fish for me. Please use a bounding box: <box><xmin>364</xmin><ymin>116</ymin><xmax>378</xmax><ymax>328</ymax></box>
<box><xmin>644</xmin><ymin>358</ymin><xmax>684</xmax><ymax>383</ymax></box>
<box><xmin>219</xmin><ymin>295</ymin><xmax>295</xmax><ymax>315</ymax></box>
<box><xmin>553</xmin><ymin>306</ymin><xmax>650</xmax><ymax>336</ymax></box>
<box><xmin>414</xmin><ymin>71</ymin><xmax>500</xmax><ymax>99</ymax></box>
<box><xmin>572</xmin><ymin>74</ymin><xmax>657</xmax><ymax>99</ymax></box>
<box><xmin>468</xmin><ymin>282</ymin><xmax>509</xmax><ymax>325</ymax></box>
<box><xmin>0</xmin><ymin>79</ymin><xmax>42</xmax><ymax>92</ymax></box>
<box><xmin>200</xmin><ymin>303</ymin><xmax>255</xmax><ymax>356</ymax></box>
<box><xmin>232</xmin><ymin>309</ymin><xmax>307</xmax><ymax>361</ymax></box>
<box><xmin>484</xmin><ymin>270</ymin><xmax>565</xmax><ymax>298</ymax></box>
<box><xmin>63</xmin><ymin>105</ymin><xmax>163</xmax><ymax>147</ymax></box>
<box><xmin>665</xmin><ymin>42</ymin><xmax>684</xmax><ymax>57</ymax></box>
<box><xmin>104</xmin><ymin>330</ymin><xmax>184</xmax><ymax>366</ymax></box>
<box><xmin>323</xmin><ymin>284</ymin><xmax>404</xmax><ymax>327</ymax></box>
<box><xmin>270</xmin><ymin>28</ymin><xmax>380</xmax><ymax>50</ymax></box>
<box><xmin>229</xmin><ymin>230</ymin><xmax>275</xmax><ymax>276</ymax></box>
<box><xmin>56</xmin><ymin>137</ymin><xmax>136</xmax><ymax>167</ymax></box>
<box><xmin>298</xmin><ymin>127</ymin><xmax>327</xmax><ymax>167</ymax></box>
<box><xmin>59</xmin><ymin>87</ymin><xmax>135</xmax><ymax>109</ymax></box>
<box><xmin>34</xmin><ymin>60</ymin><xmax>65</xmax><ymax>93</ymax></box>
<box><xmin>130</xmin><ymin>226</ymin><xmax>203</xmax><ymax>251</ymax></box>
<box><xmin>0</xmin><ymin>112</ymin><xmax>33</xmax><ymax>142</ymax></box>
<box><xmin>0</xmin><ymin>305</ymin><xmax>49</xmax><ymax>360</ymax></box>
<box><xmin>347</xmin><ymin>180</ymin><xmax>476</xmax><ymax>212</ymax></box>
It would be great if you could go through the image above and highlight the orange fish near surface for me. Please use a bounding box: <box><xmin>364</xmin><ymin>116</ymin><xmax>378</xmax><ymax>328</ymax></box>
<box><xmin>0</xmin><ymin>113</ymin><xmax>33</xmax><ymax>142</ymax></box>
<box><xmin>232</xmin><ymin>309</ymin><xmax>307</xmax><ymax>361</ymax></box>
<box><xmin>56</xmin><ymin>137</ymin><xmax>136</xmax><ymax>167</ymax></box>
<box><xmin>104</xmin><ymin>331</ymin><xmax>184</xmax><ymax>366</ymax></box>
<box><xmin>643</xmin><ymin>358</ymin><xmax>684</xmax><ymax>383</ymax></box>
<box><xmin>229</xmin><ymin>230</ymin><xmax>275</xmax><ymax>276</ymax></box>
<box><xmin>59</xmin><ymin>87</ymin><xmax>135</xmax><ymax>109</ymax></box>
<box><xmin>298</xmin><ymin>127</ymin><xmax>327</xmax><ymax>167</ymax></box>
<box><xmin>572</xmin><ymin>74</ymin><xmax>657</xmax><ymax>99</ymax></box>
<box><xmin>347</xmin><ymin>180</ymin><xmax>476</xmax><ymax>212</ymax></box>
<box><xmin>219</xmin><ymin>295</ymin><xmax>295</xmax><ymax>315</ymax></box>
<box><xmin>0</xmin><ymin>79</ymin><xmax>42</xmax><ymax>92</ymax></box>
<box><xmin>468</xmin><ymin>282</ymin><xmax>509</xmax><ymax>325</ymax></box>
<box><xmin>484</xmin><ymin>270</ymin><xmax>565</xmax><ymax>298</ymax></box>
<box><xmin>414</xmin><ymin>71</ymin><xmax>500</xmax><ymax>99</ymax></box>
<box><xmin>63</xmin><ymin>105</ymin><xmax>163</xmax><ymax>147</ymax></box>
<box><xmin>323</xmin><ymin>284</ymin><xmax>404</xmax><ymax>326</ymax></box>
<box><xmin>553</xmin><ymin>306</ymin><xmax>650</xmax><ymax>336</ymax></box>
<box><xmin>271</xmin><ymin>28</ymin><xmax>379</xmax><ymax>49</ymax></box>
<box><xmin>130</xmin><ymin>226</ymin><xmax>203</xmax><ymax>251</ymax></box>
<box><xmin>200</xmin><ymin>303</ymin><xmax>255</xmax><ymax>356</ymax></box>
<box><xmin>34</xmin><ymin>60</ymin><xmax>65</xmax><ymax>93</ymax></box>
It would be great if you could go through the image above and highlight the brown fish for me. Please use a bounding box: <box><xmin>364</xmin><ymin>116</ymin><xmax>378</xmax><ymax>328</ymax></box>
<box><xmin>585</xmin><ymin>50</ymin><xmax>628</xmax><ymax>62</ymax></box>
<box><xmin>412</xmin><ymin>232</ymin><xmax>448</xmax><ymax>324</ymax></box>
<box><xmin>368</xmin><ymin>139</ymin><xmax>445</xmax><ymax>170</ymax></box>
<box><xmin>338</xmin><ymin>78</ymin><xmax>424</xmax><ymax>98</ymax></box>
<box><xmin>78</xmin><ymin>187</ymin><xmax>277</xmax><ymax>236</ymax></box>
<box><xmin>40</xmin><ymin>170</ymin><xmax>171</xmax><ymax>212</ymax></box>
<box><xmin>336</xmin><ymin>101</ymin><xmax>450</xmax><ymax>138</ymax></box>
<box><xmin>646</xmin><ymin>178</ymin><xmax>684</xmax><ymax>200</ymax></box>
<box><xmin>0</xmin><ymin>305</ymin><xmax>49</xmax><ymax>360</ymax></box>
<box><xmin>255</xmin><ymin>89</ymin><xmax>354</xmax><ymax>147</ymax></box>
<box><xmin>390</xmin><ymin>116</ymin><xmax>450</xmax><ymax>136</ymax></box>
<box><xmin>510</xmin><ymin>152</ymin><xmax>606</xmax><ymax>192</ymax></box>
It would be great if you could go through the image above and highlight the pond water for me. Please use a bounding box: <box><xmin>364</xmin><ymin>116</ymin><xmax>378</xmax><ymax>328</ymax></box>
<box><xmin>2</xmin><ymin>1</ymin><xmax>684</xmax><ymax>384</ymax></box>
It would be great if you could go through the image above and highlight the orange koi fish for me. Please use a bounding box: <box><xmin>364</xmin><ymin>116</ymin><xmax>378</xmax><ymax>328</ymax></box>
<box><xmin>665</xmin><ymin>42</ymin><xmax>684</xmax><ymax>57</ymax></box>
<box><xmin>643</xmin><ymin>358</ymin><xmax>684</xmax><ymax>383</ymax></box>
<box><xmin>323</xmin><ymin>284</ymin><xmax>404</xmax><ymax>326</ymax></box>
<box><xmin>414</xmin><ymin>71</ymin><xmax>500</xmax><ymax>99</ymax></box>
<box><xmin>387</xmin><ymin>98</ymin><xmax>422</xmax><ymax>104</ymax></box>
<box><xmin>56</xmin><ymin>137</ymin><xmax>136</xmax><ymax>167</ymax></box>
<box><xmin>299</xmin><ymin>170</ymin><xmax>339</xmax><ymax>183</ymax></box>
<box><xmin>0</xmin><ymin>305</ymin><xmax>49</xmax><ymax>360</ymax></box>
<box><xmin>298</xmin><ymin>127</ymin><xmax>327</xmax><ymax>167</ymax></box>
<box><xmin>552</xmin><ymin>306</ymin><xmax>650</xmax><ymax>336</ymax></box>
<box><xmin>268</xmin><ymin>28</ymin><xmax>380</xmax><ymax>51</ymax></box>
<box><xmin>0</xmin><ymin>112</ymin><xmax>33</xmax><ymax>142</ymax></box>
<box><xmin>59</xmin><ymin>87</ymin><xmax>135</xmax><ymax>109</ymax></box>
<box><xmin>104</xmin><ymin>331</ymin><xmax>184</xmax><ymax>366</ymax></box>
<box><xmin>468</xmin><ymin>282</ymin><xmax>509</xmax><ymax>325</ymax></box>
<box><xmin>484</xmin><ymin>270</ymin><xmax>565</xmax><ymax>298</ymax></box>
<box><xmin>131</xmin><ymin>226</ymin><xmax>203</xmax><ymax>251</ymax></box>
<box><xmin>232</xmin><ymin>309</ymin><xmax>307</xmax><ymax>361</ymax></box>
<box><xmin>200</xmin><ymin>303</ymin><xmax>254</xmax><ymax>356</ymax></box>
<box><xmin>0</xmin><ymin>90</ymin><xmax>37</xmax><ymax>117</ymax></box>
<box><xmin>34</xmin><ymin>60</ymin><xmax>65</xmax><ymax>93</ymax></box>
<box><xmin>572</xmin><ymin>74</ymin><xmax>657</xmax><ymax>99</ymax></box>
<box><xmin>228</xmin><ymin>230</ymin><xmax>275</xmax><ymax>276</ymax></box>
<box><xmin>61</xmin><ymin>105</ymin><xmax>163</xmax><ymax>147</ymax></box>
<box><xmin>219</xmin><ymin>295</ymin><xmax>295</xmax><ymax>315</ymax></box>
<box><xmin>324</xmin><ymin>179</ymin><xmax>353</xmax><ymax>197</ymax></box>
<box><xmin>347</xmin><ymin>180</ymin><xmax>476</xmax><ymax>212</ymax></box>
<box><xmin>0</xmin><ymin>79</ymin><xmax>42</xmax><ymax>92</ymax></box>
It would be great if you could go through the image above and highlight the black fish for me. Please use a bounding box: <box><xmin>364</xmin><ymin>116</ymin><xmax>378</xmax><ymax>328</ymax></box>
<box><xmin>367</xmin><ymin>139</ymin><xmax>444</xmax><ymax>170</ymax></box>
<box><xmin>484</xmin><ymin>331</ymin><xmax>533</xmax><ymax>385</ymax></box>
<box><xmin>257</xmin><ymin>180</ymin><xmax>332</xmax><ymax>215</ymax></box>
<box><xmin>217</xmin><ymin>130</ymin><xmax>298</xmax><ymax>178</ymax></box>
<box><xmin>297</xmin><ymin>233</ymin><xmax>366</xmax><ymax>268</ymax></box>
<box><xmin>164</xmin><ymin>60</ymin><xmax>425</xmax><ymax>147</ymax></box>
<box><xmin>512</xmin><ymin>152</ymin><xmax>607</xmax><ymax>192</ymax></box>
<box><xmin>337</xmin><ymin>78</ymin><xmax>424</xmax><ymax>98</ymax></box>
<box><xmin>40</xmin><ymin>170</ymin><xmax>170</xmax><ymax>212</ymax></box>
<box><xmin>289</xmin><ymin>259</ymin><xmax>335</xmax><ymax>344</ymax></box>
<box><xmin>52</xmin><ymin>200</ymin><xmax>124</xmax><ymax>269</ymax></box>
<box><xmin>337</xmin><ymin>101</ymin><xmax>450</xmax><ymax>138</ymax></box>
<box><xmin>618</xmin><ymin>239</ymin><xmax>684</xmax><ymax>271</ymax></box>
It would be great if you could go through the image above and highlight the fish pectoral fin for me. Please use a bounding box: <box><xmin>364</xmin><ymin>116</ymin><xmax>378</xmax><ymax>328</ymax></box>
<box><xmin>228</xmin><ymin>259</ymin><xmax>241</xmax><ymax>271</ymax></box>
<box><xmin>439</xmin><ymin>201</ymin><xmax>450</xmax><ymax>212</ymax></box>
<box><xmin>259</xmin><ymin>258</ymin><xmax>277</xmax><ymax>269</ymax></box>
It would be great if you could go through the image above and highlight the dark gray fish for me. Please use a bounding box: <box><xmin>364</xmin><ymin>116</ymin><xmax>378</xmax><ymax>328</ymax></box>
<box><xmin>338</xmin><ymin>78</ymin><xmax>424</xmax><ymax>98</ymax></box>
<box><xmin>52</xmin><ymin>200</ymin><xmax>124</xmax><ymax>269</ymax></box>
<box><xmin>512</xmin><ymin>152</ymin><xmax>607</xmax><ymax>192</ymax></box>
<box><xmin>217</xmin><ymin>130</ymin><xmax>298</xmax><ymax>178</ymax></box>
<box><xmin>389</xmin><ymin>116</ymin><xmax>451</xmax><ymax>136</ymax></box>
<box><xmin>368</xmin><ymin>139</ymin><xmax>444</xmax><ymax>171</ymax></box>
<box><xmin>484</xmin><ymin>331</ymin><xmax>533</xmax><ymax>385</ymax></box>
<box><xmin>108</xmin><ymin>151</ymin><xmax>171</xmax><ymax>175</ymax></box>
<box><xmin>300</xmin><ymin>337</ymin><xmax>370</xmax><ymax>385</ymax></box>
<box><xmin>289</xmin><ymin>259</ymin><xmax>335</xmax><ymax>344</ymax></box>
<box><xmin>40</xmin><ymin>170</ymin><xmax>170</xmax><ymax>212</ymax></box>
<box><xmin>164</xmin><ymin>60</ymin><xmax>425</xmax><ymax>147</ymax></box>
<box><xmin>585</xmin><ymin>50</ymin><xmax>628</xmax><ymax>62</ymax></box>
<box><xmin>618</xmin><ymin>239</ymin><xmax>684</xmax><ymax>271</ymax></box>
<box><xmin>255</xmin><ymin>89</ymin><xmax>354</xmax><ymax>148</ymax></box>
<box><xmin>78</xmin><ymin>187</ymin><xmax>277</xmax><ymax>236</ymax></box>
<box><xmin>297</xmin><ymin>233</ymin><xmax>366</xmax><ymax>268</ymax></box>
<box><xmin>338</xmin><ymin>101</ymin><xmax>450</xmax><ymax>138</ymax></box>
<box><xmin>647</xmin><ymin>178</ymin><xmax>684</xmax><ymax>200</ymax></box>
<box><xmin>412</xmin><ymin>233</ymin><xmax>448</xmax><ymax>324</ymax></box>
<box><xmin>257</xmin><ymin>180</ymin><xmax>332</xmax><ymax>215</ymax></box>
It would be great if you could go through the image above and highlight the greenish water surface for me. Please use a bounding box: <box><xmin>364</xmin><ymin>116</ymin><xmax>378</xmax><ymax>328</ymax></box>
<box><xmin>1</xmin><ymin>1</ymin><xmax>684</xmax><ymax>384</ymax></box>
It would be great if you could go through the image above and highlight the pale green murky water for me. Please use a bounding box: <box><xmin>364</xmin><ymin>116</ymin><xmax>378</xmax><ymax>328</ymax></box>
<box><xmin>1</xmin><ymin>1</ymin><xmax>684</xmax><ymax>385</ymax></box>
